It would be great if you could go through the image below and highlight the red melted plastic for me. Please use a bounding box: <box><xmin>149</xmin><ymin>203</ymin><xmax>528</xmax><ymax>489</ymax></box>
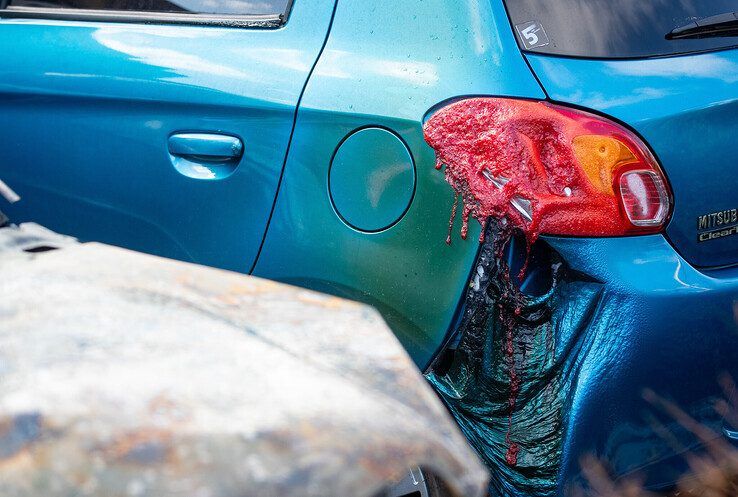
<box><xmin>423</xmin><ymin>98</ymin><xmax>631</xmax><ymax>245</ymax></box>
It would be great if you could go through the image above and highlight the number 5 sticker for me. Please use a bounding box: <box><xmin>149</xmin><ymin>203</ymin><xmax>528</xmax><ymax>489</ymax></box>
<box><xmin>515</xmin><ymin>21</ymin><xmax>549</xmax><ymax>49</ymax></box>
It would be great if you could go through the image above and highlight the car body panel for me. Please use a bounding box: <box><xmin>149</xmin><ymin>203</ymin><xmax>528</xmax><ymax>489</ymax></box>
<box><xmin>543</xmin><ymin>233</ymin><xmax>738</xmax><ymax>490</ymax></box>
<box><xmin>526</xmin><ymin>50</ymin><xmax>738</xmax><ymax>269</ymax></box>
<box><xmin>0</xmin><ymin>0</ymin><xmax>335</xmax><ymax>272</ymax></box>
<box><xmin>252</xmin><ymin>0</ymin><xmax>545</xmax><ymax>367</ymax></box>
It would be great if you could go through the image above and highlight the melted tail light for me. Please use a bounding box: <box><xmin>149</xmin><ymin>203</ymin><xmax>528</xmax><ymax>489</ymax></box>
<box><xmin>423</xmin><ymin>98</ymin><xmax>671</xmax><ymax>244</ymax></box>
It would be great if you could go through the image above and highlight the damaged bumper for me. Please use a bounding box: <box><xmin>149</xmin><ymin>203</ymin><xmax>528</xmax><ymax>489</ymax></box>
<box><xmin>427</xmin><ymin>228</ymin><xmax>738</xmax><ymax>496</ymax></box>
<box><xmin>548</xmin><ymin>234</ymin><xmax>738</xmax><ymax>491</ymax></box>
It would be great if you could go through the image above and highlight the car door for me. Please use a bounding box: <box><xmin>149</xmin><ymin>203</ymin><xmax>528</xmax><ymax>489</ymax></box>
<box><xmin>0</xmin><ymin>0</ymin><xmax>335</xmax><ymax>272</ymax></box>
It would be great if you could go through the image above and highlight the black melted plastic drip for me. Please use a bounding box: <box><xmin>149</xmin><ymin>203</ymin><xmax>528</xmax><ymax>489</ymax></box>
<box><xmin>426</xmin><ymin>219</ymin><xmax>605</xmax><ymax>497</ymax></box>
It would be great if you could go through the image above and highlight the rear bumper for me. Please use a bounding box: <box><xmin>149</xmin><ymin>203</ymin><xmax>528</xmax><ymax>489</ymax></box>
<box><xmin>546</xmin><ymin>234</ymin><xmax>738</xmax><ymax>490</ymax></box>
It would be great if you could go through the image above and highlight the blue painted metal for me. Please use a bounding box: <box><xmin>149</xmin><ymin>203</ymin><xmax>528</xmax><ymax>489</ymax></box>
<box><xmin>526</xmin><ymin>50</ymin><xmax>738</xmax><ymax>269</ymax></box>
<box><xmin>168</xmin><ymin>133</ymin><xmax>244</xmax><ymax>180</ymax></box>
<box><xmin>252</xmin><ymin>0</ymin><xmax>545</xmax><ymax>367</ymax></box>
<box><xmin>0</xmin><ymin>0</ymin><xmax>336</xmax><ymax>272</ymax></box>
<box><xmin>544</xmin><ymin>234</ymin><xmax>738</xmax><ymax>491</ymax></box>
<box><xmin>329</xmin><ymin>127</ymin><xmax>415</xmax><ymax>232</ymax></box>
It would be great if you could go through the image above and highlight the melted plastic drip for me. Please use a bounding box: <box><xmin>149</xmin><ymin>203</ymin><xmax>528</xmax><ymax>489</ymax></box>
<box><xmin>504</xmin><ymin>305</ymin><xmax>520</xmax><ymax>466</ymax></box>
<box><xmin>496</xmin><ymin>239</ymin><xmax>522</xmax><ymax>467</ymax></box>
<box><xmin>475</xmin><ymin>222</ymin><xmax>530</xmax><ymax>467</ymax></box>
<box><xmin>447</xmin><ymin>194</ymin><xmax>459</xmax><ymax>245</ymax></box>
<box><xmin>423</xmin><ymin>98</ymin><xmax>624</xmax><ymax>244</ymax></box>
<box><xmin>424</xmin><ymin>98</ymin><xmax>631</xmax><ymax>495</ymax></box>
<box><xmin>425</xmin><ymin>220</ymin><xmax>615</xmax><ymax>496</ymax></box>
<box><xmin>424</xmin><ymin>99</ymin><xmax>613</xmax><ymax>467</ymax></box>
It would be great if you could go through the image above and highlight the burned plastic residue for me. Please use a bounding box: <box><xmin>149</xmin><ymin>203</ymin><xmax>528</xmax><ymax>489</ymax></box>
<box><xmin>423</xmin><ymin>98</ymin><xmax>628</xmax><ymax>245</ymax></box>
<box><xmin>423</xmin><ymin>99</ymin><xmax>632</xmax><ymax>496</ymax></box>
<box><xmin>425</xmin><ymin>221</ymin><xmax>628</xmax><ymax>496</ymax></box>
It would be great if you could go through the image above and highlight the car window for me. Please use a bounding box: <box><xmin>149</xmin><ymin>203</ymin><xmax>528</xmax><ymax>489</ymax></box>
<box><xmin>502</xmin><ymin>0</ymin><xmax>738</xmax><ymax>58</ymax></box>
<box><xmin>2</xmin><ymin>0</ymin><xmax>290</xmax><ymax>17</ymax></box>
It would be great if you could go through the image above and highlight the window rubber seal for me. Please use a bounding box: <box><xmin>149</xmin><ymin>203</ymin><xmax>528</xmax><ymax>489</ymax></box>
<box><xmin>0</xmin><ymin>5</ymin><xmax>286</xmax><ymax>28</ymax></box>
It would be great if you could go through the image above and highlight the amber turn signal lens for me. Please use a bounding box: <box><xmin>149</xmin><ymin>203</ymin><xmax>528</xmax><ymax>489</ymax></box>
<box><xmin>572</xmin><ymin>135</ymin><xmax>636</xmax><ymax>196</ymax></box>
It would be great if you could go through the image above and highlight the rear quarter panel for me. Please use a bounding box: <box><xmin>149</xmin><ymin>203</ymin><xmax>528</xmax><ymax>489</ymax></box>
<box><xmin>527</xmin><ymin>50</ymin><xmax>738</xmax><ymax>269</ymax></box>
<box><xmin>252</xmin><ymin>0</ymin><xmax>545</xmax><ymax>367</ymax></box>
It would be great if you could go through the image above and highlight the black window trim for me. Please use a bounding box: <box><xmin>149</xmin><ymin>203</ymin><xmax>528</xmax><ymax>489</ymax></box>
<box><xmin>500</xmin><ymin>0</ymin><xmax>738</xmax><ymax>60</ymax></box>
<box><xmin>0</xmin><ymin>0</ymin><xmax>293</xmax><ymax>28</ymax></box>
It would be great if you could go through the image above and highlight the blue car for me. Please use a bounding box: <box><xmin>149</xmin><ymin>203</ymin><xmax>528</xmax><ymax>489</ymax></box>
<box><xmin>1</xmin><ymin>0</ymin><xmax>737</xmax><ymax>495</ymax></box>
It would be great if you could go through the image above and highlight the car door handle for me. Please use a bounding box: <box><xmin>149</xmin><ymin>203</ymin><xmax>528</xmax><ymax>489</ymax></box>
<box><xmin>168</xmin><ymin>133</ymin><xmax>243</xmax><ymax>162</ymax></box>
<box><xmin>168</xmin><ymin>133</ymin><xmax>244</xmax><ymax>180</ymax></box>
